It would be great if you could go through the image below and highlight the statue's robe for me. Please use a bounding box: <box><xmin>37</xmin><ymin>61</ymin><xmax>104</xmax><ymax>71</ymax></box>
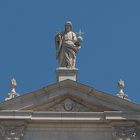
<box><xmin>57</xmin><ymin>31</ymin><xmax>79</xmax><ymax>68</ymax></box>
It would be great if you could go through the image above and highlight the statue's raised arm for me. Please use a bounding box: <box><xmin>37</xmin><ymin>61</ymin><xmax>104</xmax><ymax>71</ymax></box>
<box><xmin>55</xmin><ymin>21</ymin><xmax>83</xmax><ymax>68</ymax></box>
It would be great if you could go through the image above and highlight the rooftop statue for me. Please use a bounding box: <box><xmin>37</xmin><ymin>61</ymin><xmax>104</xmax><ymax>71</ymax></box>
<box><xmin>117</xmin><ymin>79</ymin><xmax>129</xmax><ymax>100</ymax></box>
<box><xmin>5</xmin><ymin>78</ymin><xmax>20</xmax><ymax>101</ymax></box>
<box><xmin>55</xmin><ymin>21</ymin><xmax>83</xmax><ymax>68</ymax></box>
<box><xmin>11</xmin><ymin>78</ymin><xmax>17</xmax><ymax>93</ymax></box>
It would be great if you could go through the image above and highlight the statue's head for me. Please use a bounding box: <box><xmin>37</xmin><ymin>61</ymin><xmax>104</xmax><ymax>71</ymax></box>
<box><xmin>65</xmin><ymin>21</ymin><xmax>72</xmax><ymax>32</ymax></box>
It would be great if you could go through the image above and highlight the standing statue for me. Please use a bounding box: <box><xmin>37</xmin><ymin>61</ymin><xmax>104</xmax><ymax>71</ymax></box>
<box><xmin>55</xmin><ymin>21</ymin><xmax>83</xmax><ymax>68</ymax></box>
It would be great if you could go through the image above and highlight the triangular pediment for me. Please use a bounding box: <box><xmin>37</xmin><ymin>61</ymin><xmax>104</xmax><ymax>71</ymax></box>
<box><xmin>0</xmin><ymin>80</ymin><xmax>140</xmax><ymax>112</ymax></box>
<box><xmin>35</xmin><ymin>98</ymin><xmax>93</xmax><ymax>112</ymax></box>
<box><xmin>32</xmin><ymin>96</ymin><xmax>114</xmax><ymax>112</ymax></box>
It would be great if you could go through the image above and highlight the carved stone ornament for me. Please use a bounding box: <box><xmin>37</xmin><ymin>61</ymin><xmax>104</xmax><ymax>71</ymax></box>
<box><xmin>63</xmin><ymin>98</ymin><xmax>74</xmax><ymax>111</ymax></box>
<box><xmin>117</xmin><ymin>79</ymin><xmax>129</xmax><ymax>100</ymax></box>
<box><xmin>55</xmin><ymin>21</ymin><xmax>83</xmax><ymax>68</ymax></box>
<box><xmin>46</xmin><ymin>98</ymin><xmax>92</xmax><ymax>112</ymax></box>
<box><xmin>112</xmin><ymin>126</ymin><xmax>137</xmax><ymax>140</ymax></box>
<box><xmin>0</xmin><ymin>124</ymin><xmax>26</xmax><ymax>140</ymax></box>
<box><xmin>5</xmin><ymin>78</ymin><xmax>20</xmax><ymax>101</ymax></box>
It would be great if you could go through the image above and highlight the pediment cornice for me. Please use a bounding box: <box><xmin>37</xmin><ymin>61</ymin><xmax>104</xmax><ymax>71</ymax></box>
<box><xmin>0</xmin><ymin>80</ymin><xmax>140</xmax><ymax>112</ymax></box>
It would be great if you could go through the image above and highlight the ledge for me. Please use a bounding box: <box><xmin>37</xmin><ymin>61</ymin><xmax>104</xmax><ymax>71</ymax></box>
<box><xmin>0</xmin><ymin>111</ymin><xmax>140</xmax><ymax>122</ymax></box>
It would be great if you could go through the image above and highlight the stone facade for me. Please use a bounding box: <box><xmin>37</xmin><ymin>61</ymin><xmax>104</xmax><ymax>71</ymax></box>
<box><xmin>0</xmin><ymin>80</ymin><xmax>140</xmax><ymax>140</ymax></box>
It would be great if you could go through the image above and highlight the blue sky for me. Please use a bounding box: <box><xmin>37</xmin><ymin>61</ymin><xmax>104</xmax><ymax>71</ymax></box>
<box><xmin>0</xmin><ymin>0</ymin><xmax>140</xmax><ymax>103</ymax></box>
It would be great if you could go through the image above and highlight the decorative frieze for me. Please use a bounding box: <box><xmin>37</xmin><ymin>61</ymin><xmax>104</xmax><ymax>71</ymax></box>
<box><xmin>0</xmin><ymin>121</ymin><xmax>26</xmax><ymax>140</ymax></box>
<box><xmin>46</xmin><ymin>98</ymin><xmax>92</xmax><ymax>112</ymax></box>
<box><xmin>112</xmin><ymin>126</ymin><xmax>137</xmax><ymax>140</ymax></box>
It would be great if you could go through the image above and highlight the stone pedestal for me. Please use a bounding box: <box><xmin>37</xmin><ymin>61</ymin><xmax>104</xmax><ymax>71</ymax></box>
<box><xmin>56</xmin><ymin>67</ymin><xmax>78</xmax><ymax>82</ymax></box>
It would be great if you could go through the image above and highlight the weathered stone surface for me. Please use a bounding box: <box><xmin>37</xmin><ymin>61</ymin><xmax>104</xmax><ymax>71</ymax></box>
<box><xmin>43</xmin><ymin>98</ymin><xmax>92</xmax><ymax>112</ymax></box>
<box><xmin>0</xmin><ymin>80</ymin><xmax>140</xmax><ymax>112</ymax></box>
<box><xmin>55</xmin><ymin>21</ymin><xmax>83</xmax><ymax>68</ymax></box>
<box><xmin>0</xmin><ymin>120</ymin><xmax>26</xmax><ymax>140</ymax></box>
<box><xmin>56</xmin><ymin>67</ymin><xmax>78</xmax><ymax>82</ymax></box>
<box><xmin>0</xmin><ymin>80</ymin><xmax>140</xmax><ymax>140</ymax></box>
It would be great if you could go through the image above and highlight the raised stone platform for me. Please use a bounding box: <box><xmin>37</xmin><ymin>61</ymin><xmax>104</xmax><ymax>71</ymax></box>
<box><xmin>56</xmin><ymin>67</ymin><xmax>78</xmax><ymax>82</ymax></box>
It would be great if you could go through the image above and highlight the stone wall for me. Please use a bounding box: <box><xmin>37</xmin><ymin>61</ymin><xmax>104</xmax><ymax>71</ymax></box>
<box><xmin>23</xmin><ymin>123</ymin><xmax>113</xmax><ymax>140</ymax></box>
<box><xmin>0</xmin><ymin>121</ymin><xmax>139</xmax><ymax>140</ymax></box>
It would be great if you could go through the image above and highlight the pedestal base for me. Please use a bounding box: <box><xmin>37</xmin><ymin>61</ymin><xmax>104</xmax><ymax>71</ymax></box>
<box><xmin>56</xmin><ymin>67</ymin><xmax>78</xmax><ymax>82</ymax></box>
